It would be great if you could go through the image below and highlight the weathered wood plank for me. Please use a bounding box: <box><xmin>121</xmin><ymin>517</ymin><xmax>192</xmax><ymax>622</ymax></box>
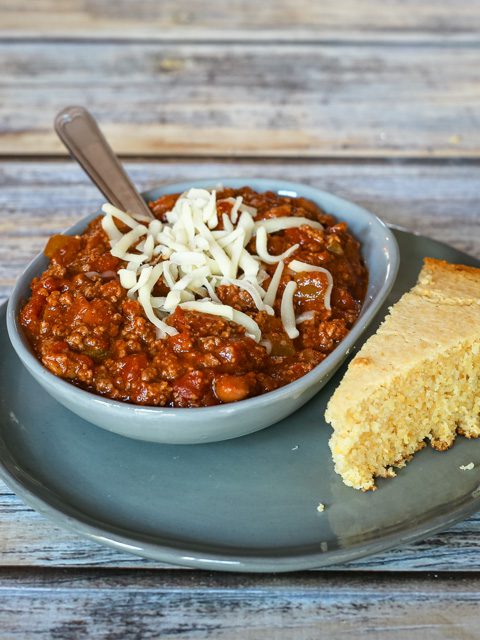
<box><xmin>1</xmin><ymin>158</ymin><xmax>479</xmax><ymax>573</ymax></box>
<box><xmin>0</xmin><ymin>569</ymin><xmax>478</xmax><ymax>639</ymax></box>
<box><xmin>1</xmin><ymin>43</ymin><xmax>479</xmax><ymax>157</ymax></box>
<box><xmin>0</xmin><ymin>481</ymin><xmax>479</xmax><ymax>570</ymax></box>
<box><xmin>1</xmin><ymin>0</ymin><xmax>480</xmax><ymax>43</ymax></box>
<box><xmin>1</xmin><ymin>159</ymin><xmax>478</xmax><ymax>305</ymax></box>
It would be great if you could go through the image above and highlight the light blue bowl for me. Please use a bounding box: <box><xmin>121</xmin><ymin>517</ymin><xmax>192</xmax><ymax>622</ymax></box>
<box><xmin>7</xmin><ymin>179</ymin><xmax>399</xmax><ymax>444</ymax></box>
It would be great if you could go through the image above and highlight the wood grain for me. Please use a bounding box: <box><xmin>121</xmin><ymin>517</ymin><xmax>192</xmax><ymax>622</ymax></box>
<box><xmin>1</xmin><ymin>43</ymin><xmax>479</xmax><ymax>158</ymax></box>
<box><xmin>1</xmin><ymin>158</ymin><xmax>479</xmax><ymax>574</ymax></box>
<box><xmin>1</xmin><ymin>159</ymin><xmax>478</xmax><ymax>304</ymax></box>
<box><xmin>0</xmin><ymin>569</ymin><xmax>478</xmax><ymax>639</ymax></box>
<box><xmin>0</xmin><ymin>481</ymin><xmax>480</xmax><ymax>571</ymax></box>
<box><xmin>2</xmin><ymin>0</ymin><xmax>480</xmax><ymax>42</ymax></box>
<box><xmin>2</xmin><ymin>0</ymin><xmax>480</xmax><ymax>632</ymax></box>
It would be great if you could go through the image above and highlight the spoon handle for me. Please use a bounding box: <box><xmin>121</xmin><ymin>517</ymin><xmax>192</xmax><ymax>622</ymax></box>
<box><xmin>54</xmin><ymin>106</ymin><xmax>153</xmax><ymax>219</ymax></box>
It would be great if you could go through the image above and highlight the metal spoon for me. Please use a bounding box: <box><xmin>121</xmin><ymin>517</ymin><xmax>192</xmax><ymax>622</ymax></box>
<box><xmin>54</xmin><ymin>106</ymin><xmax>153</xmax><ymax>219</ymax></box>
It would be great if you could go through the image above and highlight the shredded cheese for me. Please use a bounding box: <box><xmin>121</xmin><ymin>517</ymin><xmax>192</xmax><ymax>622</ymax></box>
<box><xmin>230</xmin><ymin>196</ymin><xmax>243</xmax><ymax>223</ymax></box>
<box><xmin>102</xmin><ymin>203</ymin><xmax>150</xmax><ymax>227</ymax></box>
<box><xmin>110</xmin><ymin>226</ymin><xmax>147</xmax><ymax>259</ymax></box>
<box><xmin>296</xmin><ymin>310</ymin><xmax>316</xmax><ymax>324</ymax></box>
<box><xmin>260</xmin><ymin>338</ymin><xmax>272</xmax><ymax>354</ymax></box>
<box><xmin>263</xmin><ymin>261</ymin><xmax>284</xmax><ymax>308</ymax></box>
<box><xmin>255</xmin><ymin>226</ymin><xmax>299</xmax><ymax>264</ymax></box>
<box><xmin>232</xmin><ymin>309</ymin><xmax>262</xmax><ymax>342</ymax></box>
<box><xmin>225</xmin><ymin>278</ymin><xmax>266</xmax><ymax>312</ymax></box>
<box><xmin>288</xmin><ymin>260</ymin><xmax>334</xmax><ymax>310</ymax></box>
<box><xmin>118</xmin><ymin>269</ymin><xmax>137</xmax><ymax>290</ymax></box>
<box><xmin>281</xmin><ymin>281</ymin><xmax>299</xmax><ymax>339</ymax></box>
<box><xmin>254</xmin><ymin>217</ymin><xmax>323</xmax><ymax>234</ymax></box>
<box><xmin>179</xmin><ymin>299</ymin><xmax>233</xmax><ymax>318</ymax></box>
<box><xmin>100</xmin><ymin>188</ymin><xmax>334</xmax><ymax>342</ymax></box>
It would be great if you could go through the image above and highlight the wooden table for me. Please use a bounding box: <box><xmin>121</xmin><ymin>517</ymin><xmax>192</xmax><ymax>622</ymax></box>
<box><xmin>1</xmin><ymin>2</ymin><xmax>480</xmax><ymax>637</ymax></box>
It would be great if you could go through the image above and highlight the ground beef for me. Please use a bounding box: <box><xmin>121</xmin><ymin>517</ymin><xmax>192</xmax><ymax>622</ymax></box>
<box><xmin>20</xmin><ymin>187</ymin><xmax>368</xmax><ymax>407</ymax></box>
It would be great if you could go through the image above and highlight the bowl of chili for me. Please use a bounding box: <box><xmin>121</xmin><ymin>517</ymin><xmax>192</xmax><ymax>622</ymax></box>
<box><xmin>7</xmin><ymin>179</ymin><xmax>399</xmax><ymax>444</ymax></box>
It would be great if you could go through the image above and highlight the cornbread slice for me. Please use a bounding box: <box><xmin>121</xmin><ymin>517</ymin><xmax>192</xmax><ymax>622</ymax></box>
<box><xmin>325</xmin><ymin>258</ymin><xmax>480</xmax><ymax>491</ymax></box>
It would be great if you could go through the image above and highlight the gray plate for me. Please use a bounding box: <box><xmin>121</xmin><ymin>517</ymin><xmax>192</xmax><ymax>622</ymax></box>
<box><xmin>1</xmin><ymin>229</ymin><xmax>480</xmax><ymax>573</ymax></box>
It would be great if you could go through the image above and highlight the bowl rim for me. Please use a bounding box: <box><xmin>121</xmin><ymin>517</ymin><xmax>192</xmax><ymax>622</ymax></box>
<box><xmin>7</xmin><ymin>178</ymin><xmax>400</xmax><ymax>417</ymax></box>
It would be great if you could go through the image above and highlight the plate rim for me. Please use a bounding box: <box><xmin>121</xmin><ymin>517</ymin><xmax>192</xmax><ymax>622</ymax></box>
<box><xmin>1</xmin><ymin>228</ymin><xmax>480</xmax><ymax>572</ymax></box>
<box><xmin>0</xmin><ymin>439</ymin><xmax>479</xmax><ymax>572</ymax></box>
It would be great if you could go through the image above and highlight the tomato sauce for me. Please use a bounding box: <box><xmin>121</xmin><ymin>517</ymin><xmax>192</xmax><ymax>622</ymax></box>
<box><xmin>20</xmin><ymin>187</ymin><xmax>368</xmax><ymax>407</ymax></box>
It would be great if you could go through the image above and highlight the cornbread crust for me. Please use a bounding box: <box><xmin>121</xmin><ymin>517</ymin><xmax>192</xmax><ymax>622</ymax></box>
<box><xmin>325</xmin><ymin>258</ymin><xmax>480</xmax><ymax>491</ymax></box>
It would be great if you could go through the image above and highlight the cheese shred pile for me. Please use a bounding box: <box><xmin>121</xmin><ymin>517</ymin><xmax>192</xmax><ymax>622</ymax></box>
<box><xmin>100</xmin><ymin>188</ymin><xmax>332</xmax><ymax>342</ymax></box>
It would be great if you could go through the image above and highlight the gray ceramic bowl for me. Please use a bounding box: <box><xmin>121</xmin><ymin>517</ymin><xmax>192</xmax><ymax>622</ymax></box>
<box><xmin>7</xmin><ymin>179</ymin><xmax>399</xmax><ymax>444</ymax></box>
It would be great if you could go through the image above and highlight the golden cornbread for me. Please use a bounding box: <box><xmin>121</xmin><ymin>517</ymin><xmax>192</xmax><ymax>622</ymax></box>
<box><xmin>325</xmin><ymin>258</ymin><xmax>480</xmax><ymax>491</ymax></box>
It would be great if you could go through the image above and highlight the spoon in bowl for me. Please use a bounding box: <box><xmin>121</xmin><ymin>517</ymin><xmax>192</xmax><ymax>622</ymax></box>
<box><xmin>54</xmin><ymin>106</ymin><xmax>153</xmax><ymax>220</ymax></box>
